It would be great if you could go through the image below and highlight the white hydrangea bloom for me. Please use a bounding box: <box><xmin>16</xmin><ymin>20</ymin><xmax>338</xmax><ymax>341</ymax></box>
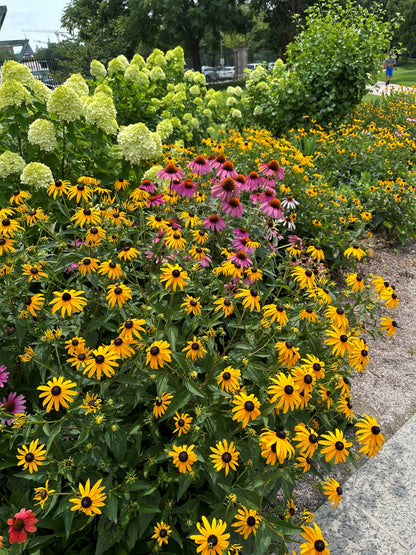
<box><xmin>234</xmin><ymin>86</ymin><xmax>243</xmax><ymax>96</ymax></box>
<box><xmin>156</xmin><ymin>119</ymin><xmax>174</xmax><ymax>141</ymax></box>
<box><xmin>226</xmin><ymin>86</ymin><xmax>235</xmax><ymax>95</ymax></box>
<box><xmin>230</xmin><ymin>108</ymin><xmax>242</xmax><ymax>119</ymax></box>
<box><xmin>64</xmin><ymin>73</ymin><xmax>89</xmax><ymax>97</ymax></box>
<box><xmin>0</xmin><ymin>79</ymin><xmax>31</xmax><ymax>109</ymax></box>
<box><xmin>47</xmin><ymin>85</ymin><xmax>83</xmax><ymax>122</ymax></box>
<box><xmin>146</xmin><ymin>49</ymin><xmax>166</xmax><ymax>68</ymax></box>
<box><xmin>90</xmin><ymin>59</ymin><xmax>107</xmax><ymax>80</ymax></box>
<box><xmin>117</xmin><ymin>122</ymin><xmax>162</xmax><ymax>165</ymax></box>
<box><xmin>83</xmin><ymin>92</ymin><xmax>118</xmax><ymax>135</ymax></box>
<box><xmin>108</xmin><ymin>56</ymin><xmax>128</xmax><ymax>76</ymax></box>
<box><xmin>20</xmin><ymin>162</ymin><xmax>53</xmax><ymax>188</ymax></box>
<box><xmin>189</xmin><ymin>85</ymin><xmax>200</xmax><ymax>96</ymax></box>
<box><xmin>32</xmin><ymin>80</ymin><xmax>51</xmax><ymax>103</ymax></box>
<box><xmin>253</xmin><ymin>105</ymin><xmax>263</xmax><ymax>116</ymax></box>
<box><xmin>203</xmin><ymin>108</ymin><xmax>212</xmax><ymax>118</ymax></box>
<box><xmin>0</xmin><ymin>151</ymin><xmax>26</xmax><ymax>179</ymax></box>
<box><xmin>28</xmin><ymin>119</ymin><xmax>57</xmax><ymax>152</ymax></box>
<box><xmin>130</xmin><ymin>54</ymin><xmax>146</xmax><ymax>69</ymax></box>
<box><xmin>184</xmin><ymin>70</ymin><xmax>194</xmax><ymax>83</ymax></box>
<box><xmin>95</xmin><ymin>83</ymin><xmax>113</xmax><ymax>97</ymax></box>
<box><xmin>226</xmin><ymin>96</ymin><xmax>237</xmax><ymax>107</ymax></box>
<box><xmin>256</xmin><ymin>81</ymin><xmax>268</xmax><ymax>92</ymax></box>
<box><xmin>207</xmin><ymin>99</ymin><xmax>217</xmax><ymax>109</ymax></box>
<box><xmin>192</xmin><ymin>72</ymin><xmax>206</xmax><ymax>86</ymax></box>
<box><xmin>125</xmin><ymin>65</ymin><xmax>149</xmax><ymax>86</ymax></box>
<box><xmin>149</xmin><ymin>67</ymin><xmax>165</xmax><ymax>81</ymax></box>
<box><xmin>1</xmin><ymin>60</ymin><xmax>36</xmax><ymax>89</ymax></box>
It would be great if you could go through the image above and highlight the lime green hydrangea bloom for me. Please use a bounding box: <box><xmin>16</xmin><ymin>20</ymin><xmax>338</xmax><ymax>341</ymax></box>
<box><xmin>230</xmin><ymin>108</ymin><xmax>242</xmax><ymax>119</ymax></box>
<box><xmin>108</xmin><ymin>55</ymin><xmax>129</xmax><ymax>76</ymax></box>
<box><xmin>1</xmin><ymin>60</ymin><xmax>36</xmax><ymax>89</ymax></box>
<box><xmin>253</xmin><ymin>105</ymin><xmax>263</xmax><ymax>116</ymax></box>
<box><xmin>83</xmin><ymin>92</ymin><xmax>118</xmax><ymax>135</ymax></box>
<box><xmin>192</xmin><ymin>72</ymin><xmax>206</xmax><ymax>86</ymax></box>
<box><xmin>47</xmin><ymin>85</ymin><xmax>83</xmax><ymax>122</ymax></box>
<box><xmin>149</xmin><ymin>67</ymin><xmax>166</xmax><ymax>81</ymax></box>
<box><xmin>130</xmin><ymin>53</ymin><xmax>146</xmax><ymax>69</ymax></box>
<box><xmin>95</xmin><ymin>83</ymin><xmax>113</xmax><ymax>97</ymax></box>
<box><xmin>90</xmin><ymin>59</ymin><xmax>107</xmax><ymax>80</ymax></box>
<box><xmin>0</xmin><ymin>151</ymin><xmax>26</xmax><ymax>179</ymax></box>
<box><xmin>28</xmin><ymin>119</ymin><xmax>57</xmax><ymax>152</ymax></box>
<box><xmin>156</xmin><ymin>119</ymin><xmax>174</xmax><ymax>141</ymax></box>
<box><xmin>32</xmin><ymin>80</ymin><xmax>51</xmax><ymax>103</ymax></box>
<box><xmin>0</xmin><ymin>79</ymin><xmax>31</xmax><ymax>109</ymax></box>
<box><xmin>146</xmin><ymin>49</ymin><xmax>166</xmax><ymax>68</ymax></box>
<box><xmin>189</xmin><ymin>85</ymin><xmax>200</xmax><ymax>96</ymax></box>
<box><xmin>64</xmin><ymin>73</ymin><xmax>89</xmax><ymax>97</ymax></box>
<box><xmin>117</xmin><ymin>123</ymin><xmax>162</xmax><ymax>165</ymax></box>
<box><xmin>21</xmin><ymin>162</ymin><xmax>53</xmax><ymax>188</ymax></box>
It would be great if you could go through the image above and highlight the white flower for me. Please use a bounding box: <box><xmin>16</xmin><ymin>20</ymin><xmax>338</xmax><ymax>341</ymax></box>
<box><xmin>0</xmin><ymin>151</ymin><xmax>26</xmax><ymax>179</ymax></box>
<box><xmin>192</xmin><ymin>72</ymin><xmax>206</xmax><ymax>86</ymax></box>
<box><xmin>117</xmin><ymin>123</ymin><xmax>162</xmax><ymax>165</ymax></box>
<box><xmin>146</xmin><ymin>49</ymin><xmax>166</xmax><ymax>68</ymax></box>
<box><xmin>47</xmin><ymin>85</ymin><xmax>83</xmax><ymax>122</ymax></box>
<box><xmin>230</xmin><ymin>108</ymin><xmax>242</xmax><ymax>119</ymax></box>
<box><xmin>1</xmin><ymin>60</ymin><xmax>36</xmax><ymax>89</ymax></box>
<box><xmin>125</xmin><ymin>65</ymin><xmax>149</xmax><ymax>86</ymax></box>
<box><xmin>28</xmin><ymin>119</ymin><xmax>57</xmax><ymax>152</ymax></box>
<box><xmin>253</xmin><ymin>105</ymin><xmax>263</xmax><ymax>116</ymax></box>
<box><xmin>32</xmin><ymin>80</ymin><xmax>51</xmax><ymax>103</ymax></box>
<box><xmin>156</xmin><ymin>119</ymin><xmax>174</xmax><ymax>141</ymax></box>
<box><xmin>83</xmin><ymin>92</ymin><xmax>118</xmax><ymax>135</ymax></box>
<box><xmin>21</xmin><ymin>162</ymin><xmax>53</xmax><ymax>188</ymax></box>
<box><xmin>226</xmin><ymin>96</ymin><xmax>237</xmax><ymax>107</ymax></box>
<box><xmin>90</xmin><ymin>59</ymin><xmax>107</xmax><ymax>80</ymax></box>
<box><xmin>64</xmin><ymin>73</ymin><xmax>89</xmax><ymax>97</ymax></box>
<box><xmin>130</xmin><ymin>54</ymin><xmax>146</xmax><ymax>69</ymax></box>
<box><xmin>0</xmin><ymin>80</ymin><xmax>31</xmax><ymax>109</ymax></box>
<box><xmin>95</xmin><ymin>83</ymin><xmax>113</xmax><ymax>97</ymax></box>
<box><xmin>149</xmin><ymin>67</ymin><xmax>165</xmax><ymax>81</ymax></box>
<box><xmin>189</xmin><ymin>85</ymin><xmax>200</xmax><ymax>96</ymax></box>
<box><xmin>108</xmin><ymin>55</ymin><xmax>129</xmax><ymax>76</ymax></box>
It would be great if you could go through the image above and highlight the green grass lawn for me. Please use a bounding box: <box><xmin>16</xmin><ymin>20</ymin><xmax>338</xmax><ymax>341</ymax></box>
<box><xmin>375</xmin><ymin>63</ymin><xmax>416</xmax><ymax>86</ymax></box>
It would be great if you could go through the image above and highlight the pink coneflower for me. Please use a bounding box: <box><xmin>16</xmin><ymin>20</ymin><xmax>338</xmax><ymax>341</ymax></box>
<box><xmin>289</xmin><ymin>235</ymin><xmax>303</xmax><ymax>250</ymax></box>
<box><xmin>8</xmin><ymin>508</ymin><xmax>38</xmax><ymax>544</ymax></box>
<box><xmin>230</xmin><ymin>250</ymin><xmax>252</xmax><ymax>268</ymax></box>
<box><xmin>2</xmin><ymin>392</ymin><xmax>26</xmax><ymax>425</ymax></box>
<box><xmin>209</xmin><ymin>153</ymin><xmax>226</xmax><ymax>170</ymax></box>
<box><xmin>156</xmin><ymin>162</ymin><xmax>184</xmax><ymax>181</ymax></box>
<box><xmin>250</xmin><ymin>192</ymin><xmax>262</xmax><ymax>204</ymax></box>
<box><xmin>203</xmin><ymin>214</ymin><xmax>226</xmax><ymax>232</ymax></box>
<box><xmin>233</xmin><ymin>227</ymin><xmax>250</xmax><ymax>238</ymax></box>
<box><xmin>170</xmin><ymin>179</ymin><xmax>184</xmax><ymax>195</ymax></box>
<box><xmin>0</xmin><ymin>365</ymin><xmax>9</xmax><ymax>387</ymax></box>
<box><xmin>245</xmin><ymin>171</ymin><xmax>263</xmax><ymax>191</ymax></box>
<box><xmin>147</xmin><ymin>194</ymin><xmax>165</xmax><ymax>207</ymax></box>
<box><xmin>259</xmin><ymin>187</ymin><xmax>277</xmax><ymax>204</ymax></box>
<box><xmin>281</xmin><ymin>195</ymin><xmax>299</xmax><ymax>210</ymax></box>
<box><xmin>235</xmin><ymin>173</ymin><xmax>247</xmax><ymax>190</ymax></box>
<box><xmin>259</xmin><ymin>159</ymin><xmax>285</xmax><ymax>180</ymax></box>
<box><xmin>232</xmin><ymin>236</ymin><xmax>256</xmax><ymax>253</ymax></box>
<box><xmin>222</xmin><ymin>196</ymin><xmax>244</xmax><ymax>217</ymax></box>
<box><xmin>216</xmin><ymin>160</ymin><xmax>238</xmax><ymax>180</ymax></box>
<box><xmin>140</xmin><ymin>179</ymin><xmax>157</xmax><ymax>193</ymax></box>
<box><xmin>187</xmin><ymin>154</ymin><xmax>212</xmax><ymax>175</ymax></box>
<box><xmin>177</xmin><ymin>178</ymin><xmax>197</xmax><ymax>198</ymax></box>
<box><xmin>261</xmin><ymin>197</ymin><xmax>284</xmax><ymax>219</ymax></box>
<box><xmin>211</xmin><ymin>177</ymin><xmax>238</xmax><ymax>202</ymax></box>
<box><xmin>64</xmin><ymin>263</ymin><xmax>79</xmax><ymax>275</ymax></box>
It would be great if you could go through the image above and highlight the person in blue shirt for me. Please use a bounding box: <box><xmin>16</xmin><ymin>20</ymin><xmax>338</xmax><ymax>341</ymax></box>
<box><xmin>384</xmin><ymin>51</ymin><xmax>396</xmax><ymax>86</ymax></box>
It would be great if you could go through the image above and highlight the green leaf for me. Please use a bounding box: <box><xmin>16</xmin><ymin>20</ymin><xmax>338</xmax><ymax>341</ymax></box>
<box><xmin>106</xmin><ymin>495</ymin><xmax>118</xmax><ymax>523</ymax></box>
<box><xmin>254</xmin><ymin>521</ymin><xmax>273</xmax><ymax>553</ymax></box>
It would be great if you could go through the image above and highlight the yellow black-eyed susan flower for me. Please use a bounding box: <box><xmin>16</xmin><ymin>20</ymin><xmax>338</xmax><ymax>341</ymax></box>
<box><xmin>293</xmin><ymin>423</ymin><xmax>319</xmax><ymax>457</ymax></box>
<box><xmin>343</xmin><ymin>245</ymin><xmax>367</xmax><ymax>260</ymax></box>
<box><xmin>231</xmin><ymin>393</ymin><xmax>261</xmax><ymax>428</ymax></box>
<box><xmin>291</xmin><ymin>366</ymin><xmax>316</xmax><ymax>395</ymax></box>
<box><xmin>234</xmin><ymin>288</ymin><xmax>261</xmax><ymax>312</ymax></box>
<box><xmin>324</xmin><ymin>305</ymin><xmax>349</xmax><ymax>331</ymax></box>
<box><xmin>173</xmin><ymin>411</ymin><xmax>193</xmax><ymax>436</ymax></box>
<box><xmin>324</xmin><ymin>325</ymin><xmax>355</xmax><ymax>357</ymax></box>
<box><xmin>323</xmin><ymin>478</ymin><xmax>343</xmax><ymax>508</ymax></box>
<box><xmin>85</xmin><ymin>225</ymin><xmax>106</xmax><ymax>245</ymax></box>
<box><xmin>10</xmin><ymin>189</ymin><xmax>31</xmax><ymax>205</ymax></box>
<box><xmin>0</xmin><ymin>217</ymin><xmax>22</xmax><ymax>237</ymax></box>
<box><xmin>337</xmin><ymin>397</ymin><xmax>354</xmax><ymax>421</ymax></box>
<box><xmin>268</xmin><ymin>373</ymin><xmax>301</xmax><ymax>413</ymax></box>
<box><xmin>181</xmin><ymin>295</ymin><xmax>202</xmax><ymax>316</ymax></box>
<box><xmin>25</xmin><ymin>293</ymin><xmax>45</xmax><ymax>317</ymax></box>
<box><xmin>67</xmin><ymin>182</ymin><xmax>93</xmax><ymax>203</ymax></box>
<box><xmin>22</xmin><ymin>263</ymin><xmax>48</xmax><ymax>282</ymax></box>
<box><xmin>152</xmin><ymin>521</ymin><xmax>172</xmax><ymax>546</ymax></box>
<box><xmin>106</xmin><ymin>283</ymin><xmax>132</xmax><ymax>308</ymax></box>
<box><xmin>274</xmin><ymin>341</ymin><xmax>300</xmax><ymax>369</ymax></box>
<box><xmin>159</xmin><ymin>263</ymin><xmax>189</xmax><ymax>291</ymax></box>
<box><xmin>308</xmin><ymin>286</ymin><xmax>332</xmax><ymax>306</ymax></box>
<box><xmin>334</xmin><ymin>376</ymin><xmax>350</xmax><ymax>397</ymax></box>
<box><xmin>296</xmin><ymin>453</ymin><xmax>313</xmax><ymax>473</ymax></box>
<box><xmin>259</xmin><ymin>428</ymin><xmax>295</xmax><ymax>465</ymax></box>
<box><xmin>110</xmin><ymin>336</ymin><xmax>135</xmax><ymax>359</ymax></box>
<box><xmin>19</xmin><ymin>345</ymin><xmax>35</xmax><ymax>362</ymax></box>
<box><xmin>209</xmin><ymin>439</ymin><xmax>239</xmax><ymax>475</ymax></box>
<box><xmin>380</xmin><ymin>316</ymin><xmax>398</xmax><ymax>337</ymax></box>
<box><xmin>371</xmin><ymin>274</ymin><xmax>390</xmax><ymax>294</ymax></box>
<box><xmin>71</xmin><ymin>207</ymin><xmax>101</xmax><ymax>228</ymax></box>
<box><xmin>80</xmin><ymin>392</ymin><xmax>102</xmax><ymax>414</ymax></box>
<box><xmin>231</xmin><ymin>505</ymin><xmax>260</xmax><ymax>539</ymax></box>
<box><xmin>348</xmin><ymin>338</ymin><xmax>370</xmax><ymax>372</ymax></box>
<box><xmin>144</xmin><ymin>340</ymin><xmax>171</xmax><ymax>369</ymax></box>
<box><xmin>190</xmin><ymin>516</ymin><xmax>230</xmax><ymax>555</ymax></box>
<box><xmin>84</xmin><ymin>344</ymin><xmax>119</xmax><ymax>380</ymax></box>
<box><xmin>69</xmin><ymin>478</ymin><xmax>106</xmax><ymax>516</ymax></box>
<box><xmin>117</xmin><ymin>245</ymin><xmax>139</xmax><ymax>261</ymax></box>
<box><xmin>168</xmin><ymin>444</ymin><xmax>197</xmax><ymax>473</ymax></box>
<box><xmin>213</xmin><ymin>297</ymin><xmax>234</xmax><ymax>317</ymax></box>
<box><xmin>98</xmin><ymin>260</ymin><xmax>123</xmax><ymax>280</ymax></box>
<box><xmin>78</xmin><ymin>257</ymin><xmax>100</xmax><ymax>276</ymax></box>
<box><xmin>379</xmin><ymin>286</ymin><xmax>399</xmax><ymax>309</ymax></box>
<box><xmin>306</xmin><ymin>245</ymin><xmax>325</xmax><ymax>262</ymax></box>
<box><xmin>345</xmin><ymin>272</ymin><xmax>365</xmax><ymax>293</ymax></box>
<box><xmin>182</xmin><ymin>337</ymin><xmax>207</xmax><ymax>360</ymax></box>
<box><xmin>244</xmin><ymin>266</ymin><xmax>263</xmax><ymax>282</ymax></box>
<box><xmin>0</xmin><ymin>235</ymin><xmax>16</xmax><ymax>255</ymax></box>
<box><xmin>285</xmin><ymin>499</ymin><xmax>297</xmax><ymax>520</ymax></box>
<box><xmin>300</xmin><ymin>523</ymin><xmax>329</xmax><ymax>554</ymax></box>
<box><xmin>164</xmin><ymin>230</ymin><xmax>187</xmax><ymax>250</ymax></box>
<box><xmin>33</xmin><ymin>480</ymin><xmax>55</xmax><ymax>509</ymax></box>
<box><xmin>262</xmin><ymin>303</ymin><xmax>288</xmax><ymax>326</ymax></box>
<box><xmin>292</xmin><ymin>266</ymin><xmax>316</xmax><ymax>289</ymax></box>
<box><xmin>355</xmin><ymin>414</ymin><xmax>385</xmax><ymax>458</ymax></box>
<box><xmin>119</xmin><ymin>318</ymin><xmax>146</xmax><ymax>340</ymax></box>
<box><xmin>299</xmin><ymin>307</ymin><xmax>319</xmax><ymax>323</ymax></box>
<box><xmin>67</xmin><ymin>347</ymin><xmax>92</xmax><ymax>370</ymax></box>
<box><xmin>49</xmin><ymin>289</ymin><xmax>88</xmax><ymax>318</ymax></box>
<box><xmin>47</xmin><ymin>179</ymin><xmax>70</xmax><ymax>199</ymax></box>
<box><xmin>319</xmin><ymin>428</ymin><xmax>352</xmax><ymax>464</ymax></box>
<box><xmin>37</xmin><ymin>376</ymin><xmax>78</xmax><ymax>412</ymax></box>
<box><xmin>301</xmin><ymin>354</ymin><xmax>325</xmax><ymax>380</ymax></box>
<box><xmin>217</xmin><ymin>366</ymin><xmax>241</xmax><ymax>393</ymax></box>
<box><xmin>153</xmin><ymin>392</ymin><xmax>173</xmax><ymax>418</ymax></box>
<box><xmin>16</xmin><ymin>438</ymin><xmax>47</xmax><ymax>473</ymax></box>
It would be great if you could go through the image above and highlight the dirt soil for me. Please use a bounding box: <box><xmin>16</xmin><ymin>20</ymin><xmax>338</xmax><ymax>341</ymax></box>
<box><xmin>288</xmin><ymin>236</ymin><xmax>416</xmax><ymax>513</ymax></box>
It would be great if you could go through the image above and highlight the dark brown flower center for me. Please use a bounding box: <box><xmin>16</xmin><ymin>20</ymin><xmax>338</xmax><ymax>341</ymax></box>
<box><xmin>190</xmin><ymin>300</ymin><xmax>197</xmax><ymax>306</ymax></box>
<box><xmin>229</xmin><ymin>197</ymin><xmax>240</xmax><ymax>207</ymax></box>
<box><xmin>172</xmin><ymin>269</ymin><xmax>180</xmax><ymax>278</ymax></box>
<box><xmin>191</xmin><ymin>342</ymin><xmax>200</xmax><ymax>350</ymax></box>
<box><xmin>178</xmin><ymin>419</ymin><xmax>185</xmax><ymax>427</ymax></box>
<box><xmin>41</xmin><ymin>489</ymin><xmax>48</xmax><ymax>499</ymax></box>
<box><xmin>194</xmin><ymin>155</ymin><xmax>206</xmax><ymax>164</ymax></box>
<box><xmin>247</xmin><ymin>516</ymin><xmax>256</xmax><ymax>527</ymax></box>
<box><xmin>114</xmin><ymin>287</ymin><xmax>122</xmax><ymax>295</ymax></box>
<box><xmin>336</xmin><ymin>486</ymin><xmax>343</xmax><ymax>495</ymax></box>
<box><xmin>95</xmin><ymin>355</ymin><xmax>105</xmax><ymax>364</ymax></box>
<box><xmin>12</xmin><ymin>518</ymin><xmax>25</xmax><ymax>531</ymax></box>
<box><xmin>285</xmin><ymin>342</ymin><xmax>293</xmax><ymax>349</ymax></box>
<box><xmin>314</xmin><ymin>540</ymin><xmax>325</xmax><ymax>552</ymax></box>
<box><xmin>81</xmin><ymin>496</ymin><xmax>92</xmax><ymax>508</ymax></box>
<box><xmin>284</xmin><ymin>385</ymin><xmax>294</xmax><ymax>395</ymax></box>
<box><xmin>114</xmin><ymin>338</ymin><xmax>122</xmax><ymax>346</ymax></box>
<box><xmin>30</xmin><ymin>267</ymin><xmax>39</xmax><ymax>274</ymax></box>
<box><xmin>336</xmin><ymin>308</ymin><xmax>344</xmax><ymax>315</ymax></box>
<box><xmin>216</xmin><ymin>154</ymin><xmax>226</xmax><ymax>163</ymax></box>
<box><xmin>304</xmin><ymin>375</ymin><xmax>313</xmax><ymax>384</ymax></box>
<box><xmin>159</xmin><ymin>528</ymin><xmax>168</xmax><ymax>538</ymax></box>
<box><xmin>207</xmin><ymin>534</ymin><xmax>218</xmax><ymax>547</ymax></box>
<box><xmin>244</xmin><ymin>401</ymin><xmax>254</xmax><ymax>412</ymax></box>
<box><xmin>276</xmin><ymin>430</ymin><xmax>286</xmax><ymax>439</ymax></box>
<box><xmin>150</xmin><ymin>346</ymin><xmax>160</xmax><ymax>356</ymax></box>
<box><xmin>165</xmin><ymin>163</ymin><xmax>178</xmax><ymax>174</ymax></box>
<box><xmin>223</xmin><ymin>299</ymin><xmax>231</xmax><ymax>306</ymax></box>
<box><xmin>178</xmin><ymin>451</ymin><xmax>188</xmax><ymax>462</ymax></box>
<box><xmin>51</xmin><ymin>386</ymin><xmax>61</xmax><ymax>396</ymax></box>
<box><xmin>313</xmin><ymin>363</ymin><xmax>321</xmax><ymax>371</ymax></box>
<box><xmin>25</xmin><ymin>452</ymin><xmax>35</xmax><ymax>462</ymax></box>
<box><xmin>221</xmin><ymin>452</ymin><xmax>232</xmax><ymax>463</ymax></box>
<box><xmin>305</xmin><ymin>270</ymin><xmax>313</xmax><ymax>277</ymax></box>
<box><xmin>222</xmin><ymin>161</ymin><xmax>234</xmax><ymax>171</ymax></box>
<box><xmin>109</xmin><ymin>262</ymin><xmax>116</xmax><ymax>268</ymax></box>
<box><xmin>269</xmin><ymin>198</ymin><xmax>281</xmax><ymax>208</ymax></box>
<box><xmin>371</xmin><ymin>426</ymin><xmax>380</xmax><ymax>435</ymax></box>
<box><xmin>268</xmin><ymin>160</ymin><xmax>279</xmax><ymax>170</ymax></box>
<box><xmin>2</xmin><ymin>219</ymin><xmax>10</xmax><ymax>226</ymax></box>
<box><xmin>335</xmin><ymin>441</ymin><xmax>344</xmax><ymax>451</ymax></box>
<box><xmin>309</xmin><ymin>434</ymin><xmax>318</xmax><ymax>444</ymax></box>
<box><xmin>340</xmin><ymin>335</ymin><xmax>348</xmax><ymax>343</ymax></box>
<box><xmin>223</xmin><ymin>372</ymin><xmax>231</xmax><ymax>381</ymax></box>
<box><xmin>2</xmin><ymin>401</ymin><xmax>14</xmax><ymax>412</ymax></box>
<box><xmin>62</xmin><ymin>293</ymin><xmax>71</xmax><ymax>301</ymax></box>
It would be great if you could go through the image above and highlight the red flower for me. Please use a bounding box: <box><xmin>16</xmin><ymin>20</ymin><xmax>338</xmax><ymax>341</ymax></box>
<box><xmin>8</xmin><ymin>508</ymin><xmax>38</xmax><ymax>544</ymax></box>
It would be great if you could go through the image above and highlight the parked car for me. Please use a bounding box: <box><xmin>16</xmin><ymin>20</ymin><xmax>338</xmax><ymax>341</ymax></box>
<box><xmin>216</xmin><ymin>66</ymin><xmax>235</xmax><ymax>80</ymax></box>
<box><xmin>246</xmin><ymin>62</ymin><xmax>268</xmax><ymax>72</ymax></box>
<box><xmin>201</xmin><ymin>66</ymin><xmax>218</xmax><ymax>83</ymax></box>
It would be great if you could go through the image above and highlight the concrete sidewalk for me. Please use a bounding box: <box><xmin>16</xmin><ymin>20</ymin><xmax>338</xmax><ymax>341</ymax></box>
<box><xmin>313</xmin><ymin>412</ymin><xmax>416</xmax><ymax>554</ymax></box>
<box><xmin>366</xmin><ymin>80</ymin><xmax>416</xmax><ymax>96</ymax></box>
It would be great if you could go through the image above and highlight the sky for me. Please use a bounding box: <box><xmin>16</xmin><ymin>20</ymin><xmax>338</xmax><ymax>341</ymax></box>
<box><xmin>0</xmin><ymin>0</ymin><xmax>70</xmax><ymax>48</ymax></box>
